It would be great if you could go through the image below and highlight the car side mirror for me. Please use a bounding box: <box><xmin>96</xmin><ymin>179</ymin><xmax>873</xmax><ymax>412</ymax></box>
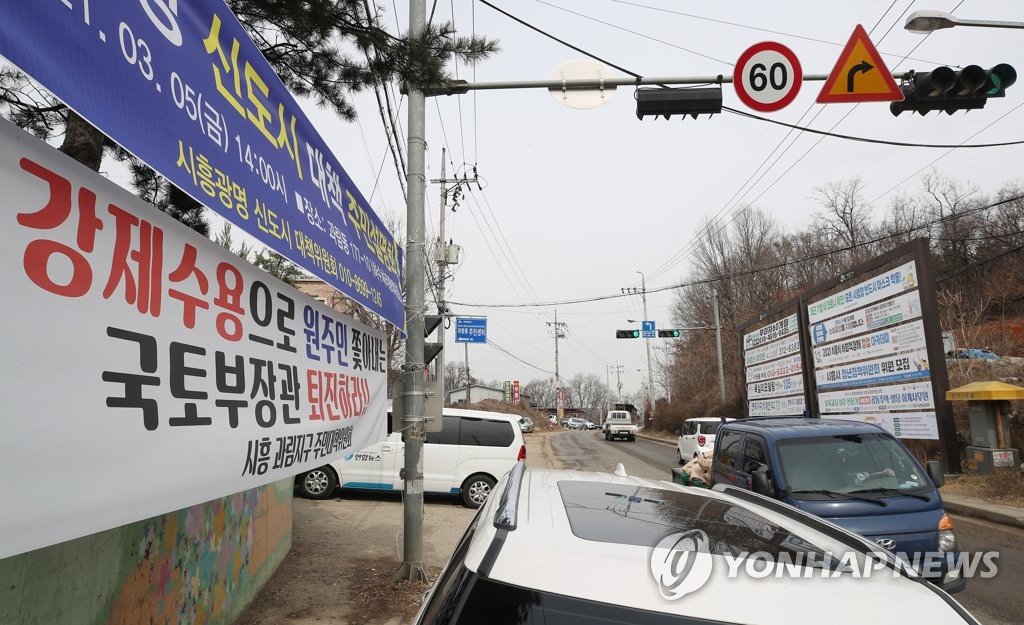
<box><xmin>926</xmin><ymin>460</ymin><xmax>945</xmax><ymax>488</ymax></box>
<box><xmin>751</xmin><ymin>469</ymin><xmax>774</xmax><ymax>497</ymax></box>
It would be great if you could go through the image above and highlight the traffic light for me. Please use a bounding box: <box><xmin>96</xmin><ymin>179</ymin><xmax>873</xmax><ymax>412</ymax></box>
<box><xmin>890</xmin><ymin>64</ymin><xmax>1016</xmax><ymax>116</ymax></box>
<box><xmin>616</xmin><ymin>329</ymin><xmax>640</xmax><ymax>339</ymax></box>
<box><xmin>657</xmin><ymin>329</ymin><xmax>681</xmax><ymax>338</ymax></box>
<box><xmin>636</xmin><ymin>86</ymin><xmax>722</xmax><ymax>120</ymax></box>
<box><xmin>424</xmin><ymin>314</ymin><xmax>443</xmax><ymax>365</ymax></box>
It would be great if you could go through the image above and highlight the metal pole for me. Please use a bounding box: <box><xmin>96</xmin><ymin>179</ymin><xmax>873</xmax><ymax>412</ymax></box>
<box><xmin>395</xmin><ymin>0</ymin><xmax>428</xmax><ymax>583</ymax></box>
<box><xmin>713</xmin><ymin>289</ymin><xmax>726</xmax><ymax>406</ymax></box>
<box><xmin>465</xmin><ymin>342</ymin><xmax>470</xmax><ymax>406</ymax></box>
<box><xmin>638</xmin><ymin>271</ymin><xmax>653</xmax><ymax>428</ymax></box>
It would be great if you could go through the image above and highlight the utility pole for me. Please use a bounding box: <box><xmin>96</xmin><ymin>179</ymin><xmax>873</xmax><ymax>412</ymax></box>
<box><xmin>547</xmin><ymin>310</ymin><xmax>567</xmax><ymax>418</ymax></box>
<box><xmin>622</xmin><ymin>273</ymin><xmax>654</xmax><ymax>427</ymax></box>
<box><xmin>434</xmin><ymin>150</ymin><xmax>447</xmax><ymax>394</ymax></box>
<box><xmin>395</xmin><ymin>0</ymin><xmax>427</xmax><ymax>583</ymax></box>
<box><xmin>465</xmin><ymin>343</ymin><xmax>471</xmax><ymax>406</ymax></box>
<box><xmin>638</xmin><ymin>271</ymin><xmax>654</xmax><ymax>427</ymax></box>
<box><xmin>614</xmin><ymin>362</ymin><xmax>624</xmax><ymax>405</ymax></box>
<box><xmin>713</xmin><ymin>288</ymin><xmax>726</xmax><ymax>406</ymax></box>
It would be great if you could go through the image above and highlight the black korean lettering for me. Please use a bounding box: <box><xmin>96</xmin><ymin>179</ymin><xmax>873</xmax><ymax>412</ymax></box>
<box><xmin>248</xmin><ymin>280</ymin><xmax>275</xmax><ymax>346</ymax></box>
<box><xmin>103</xmin><ymin>327</ymin><xmax>160</xmax><ymax>431</ymax></box>
<box><xmin>275</xmin><ymin>292</ymin><xmax>297</xmax><ymax>353</ymax></box>
<box><xmin>168</xmin><ymin>341</ymin><xmax>211</xmax><ymax>426</ymax></box>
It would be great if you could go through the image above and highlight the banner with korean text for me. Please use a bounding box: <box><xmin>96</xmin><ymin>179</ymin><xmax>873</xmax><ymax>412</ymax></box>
<box><xmin>0</xmin><ymin>0</ymin><xmax>403</xmax><ymax>329</ymax></box>
<box><xmin>0</xmin><ymin>120</ymin><xmax>387</xmax><ymax>558</ymax></box>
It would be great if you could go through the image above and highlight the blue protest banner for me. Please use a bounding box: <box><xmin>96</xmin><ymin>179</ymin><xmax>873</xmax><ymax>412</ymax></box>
<box><xmin>0</xmin><ymin>0</ymin><xmax>404</xmax><ymax>329</ymax></box>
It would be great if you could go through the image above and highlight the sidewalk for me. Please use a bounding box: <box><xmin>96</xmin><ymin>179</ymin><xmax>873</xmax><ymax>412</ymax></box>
<box><xmin>942</xmin><ymin>493</ymin><xmax>1024</xmax><ymax>530</ymax></box>
<box><xmin>639</xmin><ymin>433</ymin><xmax>1024</xmax><ymax>531</ymax></box>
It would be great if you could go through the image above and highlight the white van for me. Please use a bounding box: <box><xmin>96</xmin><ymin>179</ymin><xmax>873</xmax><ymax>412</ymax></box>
<box><xmin>295</xmin><ymin>408</ymin><xmax>526</xmax><ymax>507</ymax></box>
<box><xmin>675</xmin><ymin>417</ymin><xmax>733</xmax><ymax>462</ymax></box>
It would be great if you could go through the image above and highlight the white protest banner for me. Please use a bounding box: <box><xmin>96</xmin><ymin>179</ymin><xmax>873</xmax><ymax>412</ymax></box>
<box><xmin>810</xmin><ymin>290</ymin><xmax>922</xmax><ymax>346</ymax></box>
<box><xmin>813</xmin><ymin>320</ymin><xmax>929</xmax><ymax>368</ymax></box>
<box><xmin>743</xmin><ymin>314</ymin><xmax>798</xmax><ymax>350</ymax></box>
<box><xmin>807</xmin><ymin>260</ymin><xmax>918</xmax><ymax>324</ymax></box>
<box><xmin>818</xmin><ymin>381</ymin><xmax>935</xmax><ymax>414</ymax></box>
<box><xmin>0</xmin><ymin>119</ymin><xmax>387</xmax><ymax>559</ymax></box>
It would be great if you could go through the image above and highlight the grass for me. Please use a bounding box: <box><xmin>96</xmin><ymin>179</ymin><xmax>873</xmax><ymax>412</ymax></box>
<box><xmin>942</xmin><ymin>469</ymin><xmax>1024</xmax><ymax>506</ymax></box>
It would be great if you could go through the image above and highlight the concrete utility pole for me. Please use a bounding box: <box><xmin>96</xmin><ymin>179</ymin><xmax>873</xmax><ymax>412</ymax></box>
<box><xmin>547</xmin><ymin>310</ymin><xmax>567</xmax><ymax>417</ymax></box>
<box><xmin>434</xmin><ymin>150</ymin><xmax>447</xmax><ymax>395</ymax></box>
<box><xmin>638</xmin><ymin>271</ymin><xmax>654</xmax><ymax>427</ymax></box>
<box><xmin>713</xmin><ymin>288</ymin><xmax>726</xmax><ymax>406</ymax></box>
<box><xmin>395</xmin><ymin>0</ymin><xmax>428</xmax><ymax>583</ymax></box>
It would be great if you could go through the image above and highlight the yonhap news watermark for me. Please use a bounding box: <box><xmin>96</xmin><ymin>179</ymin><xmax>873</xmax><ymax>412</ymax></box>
<box><xmin>649</xmin><ymin>530</ymin><xmax>998</xmax><ymax>600</ymax></box>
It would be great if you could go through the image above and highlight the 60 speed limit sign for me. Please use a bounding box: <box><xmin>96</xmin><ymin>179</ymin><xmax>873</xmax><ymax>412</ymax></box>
<box><xmin>734</xmin><ymin>42</ymin><xmax>802</xmax><ymax>112</ymax></box>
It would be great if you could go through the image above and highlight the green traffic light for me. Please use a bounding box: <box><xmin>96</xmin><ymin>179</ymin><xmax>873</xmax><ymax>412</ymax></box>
<box><xmin>632</xmin><ymin>330</ymin><xmax>640</xmax><ymax>338</ymax></box>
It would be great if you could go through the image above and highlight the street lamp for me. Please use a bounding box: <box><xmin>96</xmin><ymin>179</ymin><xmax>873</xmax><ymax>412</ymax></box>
<box><xmin>905</xmin><ymin>10</ymin><xmax>1024</xmax><ymax>33</ymax></box>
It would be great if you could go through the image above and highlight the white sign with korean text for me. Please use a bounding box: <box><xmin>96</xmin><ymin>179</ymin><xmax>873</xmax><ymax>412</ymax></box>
<box><xmin>0</xmin><ymin>119</ymin><xmax>387</xmax><ymax>559</ymax></box>
<box><xmin>747</xmin><ymin>374</ymin><xmax>805</xmax><ymax>400</ymax></box>
<box><xmin>818</xmin><ymin>381</ymin><xmax>935</xmax><ymax>414</ymax></box>
<box><xmin>749</xmin><ymin>395</ymin><xmax>807</xmax><ymax>417</ymax></box>
<box><xmin>812</xmin><ymin>320</ymin><xmax>929</xmax><ymax>368</ymax></box>
<box><xmin>743</xmin><ymin>314</ymin><xmax>798</xmax><ymax>350</ymax></box>
<box><xmin>744</xmin><ymin>332</ymin><xmax>801</xmax><ymax>367</ymax></box>
<box><xmin>746</xmin><ymin>353</ymin><xmax>803</xmax><ymax>384</ymax></box>
<box><xmin>810</xmin><ymin>290</ymin><xmax>922</xmax><ymax>346</ymax></box>
<box><xmin>807</xmin><ymin>260</ymin><xmax>918</xmax><ymax>324</ymax></box>
<box><xmin>827</xmin><ymin>412</ymin><xmax>940</xmax><ymax>440</ymax></box>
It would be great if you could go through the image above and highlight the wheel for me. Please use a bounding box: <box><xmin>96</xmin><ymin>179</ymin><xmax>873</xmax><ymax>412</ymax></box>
<box><xmin>298</xmin><ymin>466</ymin><xmax>337</xmax><ymax>500</ymax></box>
<box><xmin>461</xmin><ymin>474</ymin><xmax>496</xmax><ymax>508</ymax></box>
<box><xmin>604</xmin><ymin>432</ymin><xmax>610</xmax><ymax>441</ymax></box>
<box><xmin>677</xmin><ymin>450</ymin><xmax>684</xmax><ymax>464</ymax></box>
<box><xmin>628</xmin><ymin>435</ymin><xmax>636</xmax><ymax>442</ymax></box>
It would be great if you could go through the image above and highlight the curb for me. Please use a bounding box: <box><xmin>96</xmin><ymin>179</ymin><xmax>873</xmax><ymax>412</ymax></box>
<box><xmin>637</xmin><ymin>433</ymin><xmax>676</xmax><ymax>447</ymax></box>
<box><xmin>942</xmin><ymin>497</ymin><xmax>1024</xmax><ymax>531</ymax></box>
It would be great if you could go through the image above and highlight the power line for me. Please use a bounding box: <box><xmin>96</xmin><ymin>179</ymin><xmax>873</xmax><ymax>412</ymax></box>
<box><xmin>448</xmin><ymin>192</ymin><xmax>1024</xmax><ymax>308</ymax></box>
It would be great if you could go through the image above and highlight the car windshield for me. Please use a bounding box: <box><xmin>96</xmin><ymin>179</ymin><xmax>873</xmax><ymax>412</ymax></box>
<box><xmin>778</xmin><ymin>433</ymin><xmax>931</xmax><ymax>498</ymax></box>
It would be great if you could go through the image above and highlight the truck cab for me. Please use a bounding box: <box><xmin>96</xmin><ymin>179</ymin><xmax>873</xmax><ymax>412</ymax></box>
<box><xmin>710</xmin><ymin>417</ymin><xmax>964</xmax><ymax>594</ymax></box>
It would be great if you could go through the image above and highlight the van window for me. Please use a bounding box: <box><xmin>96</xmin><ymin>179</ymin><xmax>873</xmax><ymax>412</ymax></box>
<box><xmin>425</xmin><ymin>415</ymin><xmax>460</xmax><ymax>445</ymax></box>
<box><xmin>682</xmin><ymin>422</ymin><xmax>696</xmax><ymax>435</ymax></box>
<box><xmin>459</xmin><ymin>418</ymin><xmax>514</xmax><ymax>447</ymax></box>
<box><xmin>717</xmin><ymin>431</ymin><xmax>742</xmax><ymax>468</ymax></box>
<box><xmin>742</xmin><ymin>437</ymin><xmax>768</xmax><ymax>474</ymax></box>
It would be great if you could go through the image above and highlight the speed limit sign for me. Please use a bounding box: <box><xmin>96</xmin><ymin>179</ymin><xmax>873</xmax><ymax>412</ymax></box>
<box><xmin>734</xmin><ymin>42</ymin><xmax>802</xmax><ymax>112</ymax></box>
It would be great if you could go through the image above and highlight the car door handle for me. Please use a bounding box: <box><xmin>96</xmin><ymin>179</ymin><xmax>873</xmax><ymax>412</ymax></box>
<box><xmin>381</xmin><ymin>446</ymin><xmax>394</xmax><ymax>453</ymax></box>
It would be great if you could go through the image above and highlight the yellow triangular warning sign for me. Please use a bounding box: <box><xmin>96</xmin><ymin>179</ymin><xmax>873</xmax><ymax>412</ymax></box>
<box><xmin>817</xmin><ymin>24</ymin><xmax>903</xmax><ymax>103</ymax></box>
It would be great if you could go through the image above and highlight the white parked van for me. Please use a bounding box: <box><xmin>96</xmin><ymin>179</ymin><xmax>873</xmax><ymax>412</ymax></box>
<box><xmin>295</xmin><ymin>408</ymin><xmax>526</xmax><ymax>507</ymax></box>
<box><xmin>675</xmin><ymin>417</ymin><xmax>733</xmax><ymax>462</ymax></box>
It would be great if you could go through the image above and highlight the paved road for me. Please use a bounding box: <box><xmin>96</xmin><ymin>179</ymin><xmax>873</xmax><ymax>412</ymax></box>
<box><xmin>950</xmin><ymin>516</ymin><xmax>1024</xmax><ymax>625</ymax></box>
<box><xmin>548</xmin><ymin>431</ymin><xmax>1021</xmax><ymax>625</ymax></box>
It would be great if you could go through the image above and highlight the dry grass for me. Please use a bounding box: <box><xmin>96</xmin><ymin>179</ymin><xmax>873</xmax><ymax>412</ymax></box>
<box><xmin>942</xmin><ymin>469</ymin><xmax>1024</xmax><ymax>506</ymax></box>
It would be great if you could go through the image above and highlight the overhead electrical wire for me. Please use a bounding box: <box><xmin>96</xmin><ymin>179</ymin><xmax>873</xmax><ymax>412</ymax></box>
<box><xmin>448</xmin><ymin>192</ymin><xmax>1024</xmax><ymax>309</ymax></box>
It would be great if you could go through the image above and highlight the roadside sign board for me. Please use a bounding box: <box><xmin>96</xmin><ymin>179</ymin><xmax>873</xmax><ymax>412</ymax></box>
<box><xmin>817</xmin><ymin>24</ymin><xmax>903</xmax><ymax>103</ymax></box>
<box><xmin>642</xmin><ymin>320</ymin><xmax>656</xmax><ymax>338</ymax></box>
<box><xmin>455</xmin><ymin>317</ymin><xmax>487</xmax><ymax>343</ymax></box>
<box><xmin>734</xmin><ymin>42</ymin><xmax>803</xmax><ymax>112</ymax></box>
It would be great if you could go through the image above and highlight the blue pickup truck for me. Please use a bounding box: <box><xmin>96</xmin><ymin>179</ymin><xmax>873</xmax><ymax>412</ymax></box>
<box><xmin>707</xmin><ymin>417</ymin><xmax>965</xmax><ymax>593</ymax></box>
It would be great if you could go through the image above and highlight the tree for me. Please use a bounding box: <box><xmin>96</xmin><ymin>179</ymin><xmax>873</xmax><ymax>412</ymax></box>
<box><xmin>253</xmin><ymin>250</ymin><xmax>308</xmax><ymax>285</ymax></box>
<box><xmin>214</xmin><ymin>223</ymin><xmax>256</xmax><ymax>261</ymax></box>
<box><xmin>523</xmin><ymin>378</ymin><xmax>556</xmax><ymax>410</ymax></box>
<box><xmin>445</xmin><ymin>361</ymin><xmax>471</xmax><ymax>397</ymax></box>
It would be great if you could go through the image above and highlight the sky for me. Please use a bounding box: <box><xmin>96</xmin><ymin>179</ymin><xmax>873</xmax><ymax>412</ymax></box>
<box><xmin>292</xmin><ymin>0</ymin><xmax>1024</xmax><ymax>401</ymax></box>
<box><xmin>15</xmin><ymin>0</ymin><xmax>1022</xmax><ymax>402</ymax></box>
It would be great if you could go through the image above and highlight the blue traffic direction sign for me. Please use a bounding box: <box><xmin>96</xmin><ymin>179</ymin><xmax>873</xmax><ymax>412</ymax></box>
<box><xmin>642</xmin><ymin>321</ymin><xmax>656</xmax><ymax>338</ymax></box>
<box><xmin>455</xmin><ymin>317</ymin><xmax>487</xmax><ymax>343</ymax></box>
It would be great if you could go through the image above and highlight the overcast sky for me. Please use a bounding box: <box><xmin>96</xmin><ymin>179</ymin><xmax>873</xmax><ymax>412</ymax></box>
<box><xmin>300</xmin><ymin>0</ymin><xmax>1024</xmax><ymax>399</ymax></box>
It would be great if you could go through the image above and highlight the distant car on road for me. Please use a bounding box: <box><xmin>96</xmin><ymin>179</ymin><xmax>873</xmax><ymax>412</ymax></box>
<box><xmin>583</xmin><ymin>420</ymin><xmax>599</xmax><ymax>430</ymax></box>
<box><xmin>948</xmin><ymin>348</ymin><xmax>1000</xmax><ymax>361</ymax></box>
<box><xmin>519</xmin><ymin>417</ymin><xmax>534</xmax><ymax>433</ymax></box>
<box><xmin>565</xmin><ymin>418</ymin><xmax>587</xmax><ymax>430</ymax></box>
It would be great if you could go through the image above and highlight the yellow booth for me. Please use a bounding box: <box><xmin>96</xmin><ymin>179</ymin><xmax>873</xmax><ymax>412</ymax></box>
<box><xmin>946</xmin><ymin>381</ymin><xmax>1023</xmax><ymax>473</ymax></box>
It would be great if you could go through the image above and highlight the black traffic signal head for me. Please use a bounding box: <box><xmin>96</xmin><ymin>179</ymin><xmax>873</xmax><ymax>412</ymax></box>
<box><xmin>657</xmin><ymin>329</ymin><xmax>681</xmax><ymax>338</ymax></box>
<box><xmin>891</xmin><ymin>64</ymin><xmax>1016</xmax><ymax>116</ymax></box>
<box><xmin>616</xmin><ymin>329</ymin><xmax>641</xmax><ymax>339</ymax></box>
<box><xmin>636</xmin><ymin>86</ymin><xmax>722</xmax><ymax>120</ymax></box>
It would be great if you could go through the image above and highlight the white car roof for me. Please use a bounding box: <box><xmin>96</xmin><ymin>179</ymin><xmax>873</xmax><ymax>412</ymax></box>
<box><xmin>461</xmin><ymin>468</ymin><xmax>974</xmax><ymax>625</ymax></box>
<box><xmin>441</xmin><ymin>407</ymin><xmax>521</xmax><ymax>423</ymax></box>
